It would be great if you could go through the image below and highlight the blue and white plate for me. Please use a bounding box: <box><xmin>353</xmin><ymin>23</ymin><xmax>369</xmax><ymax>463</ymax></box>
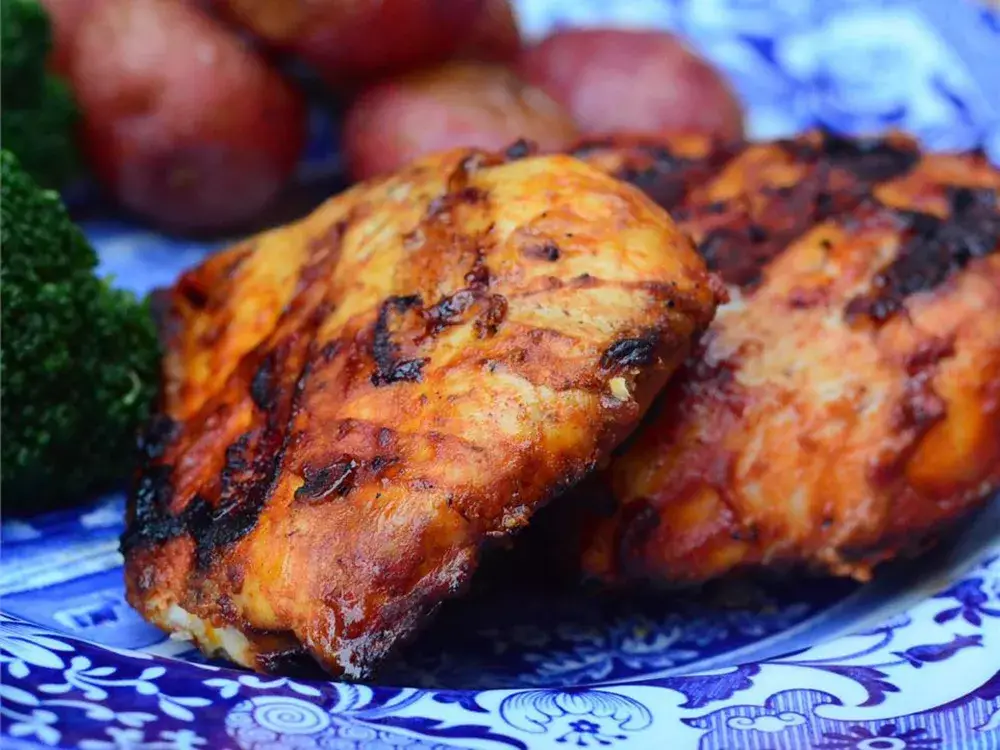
<box><xmin>3</xmin><ymin>2</ymin><xmax>1000</xmax><ymax>748</ymax></box>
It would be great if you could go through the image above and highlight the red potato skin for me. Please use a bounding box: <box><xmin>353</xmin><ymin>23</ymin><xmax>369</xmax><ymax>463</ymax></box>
<box><xmin>69</xmin><ymin>0</ymin><xmax>306</xmax><ymax>233</ymax></box>
<box><xmin>39</xmin><ymin>0</ymin><xmax>94</xmax><ymax>76</ymax></box>
<box><xmin>216</xmin><ymin>0</ymin><xmax>486</xmax><ymax>84</ymax></box>
<box><xmin>518</xmin><ymin>29</ymin><xmax>745</xmax><ymax>141</ymax></box>
<box><xmin>42</xmin><ymin>0</ymin><xmax>214</xmax><ymax>76</ymax></box>
<box><xmin>342</xmin><ymin>62</ymin><xmax>579</xmax><ymax>181</ymax></box>
<box><xmin>455</xmin><ymin>0</ymin><xmax>521</xmax><ymax>63</ymax></box>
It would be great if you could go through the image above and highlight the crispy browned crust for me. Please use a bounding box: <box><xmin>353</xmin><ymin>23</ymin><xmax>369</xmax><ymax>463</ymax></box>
<box><xmin>566</xmin><ymin>133</ymin><xmax>742</xmax><ymax>211</ymax></box>
<box><xmin>122</xmin><ymin>147</ymin><xmax>719</xmax><ymax>676</ymax></box>
<box><xmin>574</xmin><ymin>130</ymin><xmax>1000</xmax><ymax>584</ymax></box>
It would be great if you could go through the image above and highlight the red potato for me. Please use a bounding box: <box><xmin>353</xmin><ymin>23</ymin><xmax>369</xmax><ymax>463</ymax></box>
<box><xmin>518</xmin><ymin>29</ymin><xmax>745</xmax><ymax>141</ymax></box>
<box><xmin>42</xmin><ymin>0</ymin><xmax>215</xmax><ymax>77</ymax></box>
<box><xmin>69</xmin><ymin>0</ymin><xmax>307</xmax><ymax>233</ymax></box>
<box><xmin>342</xmin><ymin>62</ymin><xmax>579</xmax><ymax>181</ymax></box>
<box><xmin>455</xmin><ymin>0</ymin><xmax>521</xmax><ymax>63</ymax></box>
<box><xmin>216</xmin><ymin>0</ymin><xmax>486</xmax><ymax>84</ymax></box>
<box><xmin>39</xmin><ymin>0</ymin><xmax>94</xmax><ymax>76</ymax></box>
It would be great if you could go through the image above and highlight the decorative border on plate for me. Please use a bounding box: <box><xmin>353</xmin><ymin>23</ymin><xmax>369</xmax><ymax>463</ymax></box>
<box><xmin>4</xmin><ymin>2</ymin><xmax>1000</xmax><ymax>748</ymax></box>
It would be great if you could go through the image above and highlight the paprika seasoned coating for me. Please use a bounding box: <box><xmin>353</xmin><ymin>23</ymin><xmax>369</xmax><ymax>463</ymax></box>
<box><xmin>577</xmin><ymin>131</ymin><xmax>1000</xmax><ymax>585</ymax></box>
<box><xmin>567</xmin><ymin>132</ymin><xmax>741</xmax><ymax>212</ymax></box>
<box><xmin>122</xmin><ymin>147</ymin><xmax>720</xmax><ymax>677</ymax></box>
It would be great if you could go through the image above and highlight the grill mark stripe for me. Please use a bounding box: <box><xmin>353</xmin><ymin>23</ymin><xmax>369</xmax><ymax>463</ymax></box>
<box><xmin>845</xmin><ymin>187</ymin><xmax>1000</xmax><ymax>324</ymax></box>
<box><xmin>122</xmin><ymin>219</ymin><xmax>350</xmax><ymax>560</ymax></box>
<box><xmin>188</xmin><ymin>332</ymin><xmax>319</xmax><ymax>568</ymax></box>
<box><xmin>688</xmin><ymin>134</ymin><xmax>922</xmax><ymax>289</ymax></box>
<box><xmin>371</xmin><ymin>294</ymin><xmax>427</xmax><ymax>386</ymax></box>
<box><xmin>571</xmin><ymin>137</ymin><xmax>746</xmax><ymax>211</ymax></box>
<box><xmin>691</xmin><ymin>187</ymin><xmax>859</xmax><ymax>288</ymax></box>
<box><xmin>188</xmin><ymin>231</ymin><xmax>349</xmax><ymax>564</ymax></box>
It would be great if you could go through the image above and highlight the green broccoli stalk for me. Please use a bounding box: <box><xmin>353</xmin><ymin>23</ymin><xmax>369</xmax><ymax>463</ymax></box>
<box><xmin>1</xmin><ymin>151</ymin><xmax>161</xmax><ymax>511</ymax></box>
<box><xmin>1</xmin><ymin>0</ymin><xmax>78</xmax><ymax>188</ymax></box>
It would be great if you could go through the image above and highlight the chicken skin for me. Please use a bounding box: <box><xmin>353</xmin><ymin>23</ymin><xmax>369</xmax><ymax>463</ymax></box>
<box><xmin>122</xmin><ymin>147</ymin><xmax>720</xmax><ymax>676</ymax></box>
<box><xmin>566</xmin><ymin>133</ymin><xmax>740</xmax><ymax>211</ymax></box>
<box><xmin>575</xmin><ymin>131</ymin><xmax>1000</xmax><ymax>584</ymax></box>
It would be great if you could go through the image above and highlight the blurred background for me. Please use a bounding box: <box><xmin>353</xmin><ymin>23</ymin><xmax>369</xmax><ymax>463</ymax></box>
<box><xmin>3</xmin><ymin>0</ymin><xmax>998</xmax><ymax>288</ymax></box>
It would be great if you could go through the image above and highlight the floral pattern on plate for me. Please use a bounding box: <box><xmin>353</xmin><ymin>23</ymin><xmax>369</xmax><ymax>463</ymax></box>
<box><xmin>3</xmin><ymin>1</ymin><xmax>1000</xmax><ymax>748</ymax></box>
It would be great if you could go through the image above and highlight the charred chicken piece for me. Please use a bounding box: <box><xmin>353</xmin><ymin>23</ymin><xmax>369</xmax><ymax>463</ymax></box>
<box><xmin>567</xmin><ymin>132</ymin><xmax>741</xmax><ymax>212</ymax></box>
<box><xmin>122</xmin><ymin>147</ymin><xmax>720</xmax><ymax>676</ymax></box>
<box><xmin>578</xmin><ymin>132</ymin><xmax>1000</xmax><ymax>584</ymax></box>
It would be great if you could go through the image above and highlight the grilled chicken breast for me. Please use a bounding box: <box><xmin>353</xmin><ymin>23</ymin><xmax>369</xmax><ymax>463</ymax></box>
<box><xmin>567</xmin><ymin>133</ymin><xmax>739</xmax><ymax>211</ymax></box>
<box><xmin>122</xmin><ymin>147</ymin><xmax>720</xmax><ymax>676</ymax></box>
<box><xmin>574</xmin><ymin>131</ymin><xmax>1000</xmax><ymax>584</ymax></box>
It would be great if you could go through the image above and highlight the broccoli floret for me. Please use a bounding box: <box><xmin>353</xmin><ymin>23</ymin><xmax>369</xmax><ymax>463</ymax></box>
<box><xmin>1</xmin><ymin>0</ymin><xmax>78</xmax><ymax>188</ymax></box>
<box><xmin>2</xmin><ymin>75</ymin><xmax>78</xmax><ymax>188</ymax></box>
<box><xmin>1</xmin><ymin>151</ymin><xmax>161</xmax><ymax>512</ymax></box>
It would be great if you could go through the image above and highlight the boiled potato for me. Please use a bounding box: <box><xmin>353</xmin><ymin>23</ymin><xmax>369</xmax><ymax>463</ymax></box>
<box><xmin>69</xmin><ymin>0</ymin><xmax>306</xmax><ymax>233</ymax></box>
<box><xmin>455</xmin><ymin>0</ymin><xmax>521</xmax><ymax>63</ymax></box>
<box><xmin>216</xmin><ymin>0</ymin><xmax>485</xmax><ymax>84</ymax></box>
<box><xmin>342</xmin><ymin>62</ymin><xmax>578</xmax><ymax>181</ymax></box>
<box><xmin>518</xmin><ymin>29</ymin><xmax>744</xmax><ymax>141</ymax></box>
<box><xmin>39</xmin><ymin>0</ymin><xmax>91</xmax><ymax>76</ymax></box>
